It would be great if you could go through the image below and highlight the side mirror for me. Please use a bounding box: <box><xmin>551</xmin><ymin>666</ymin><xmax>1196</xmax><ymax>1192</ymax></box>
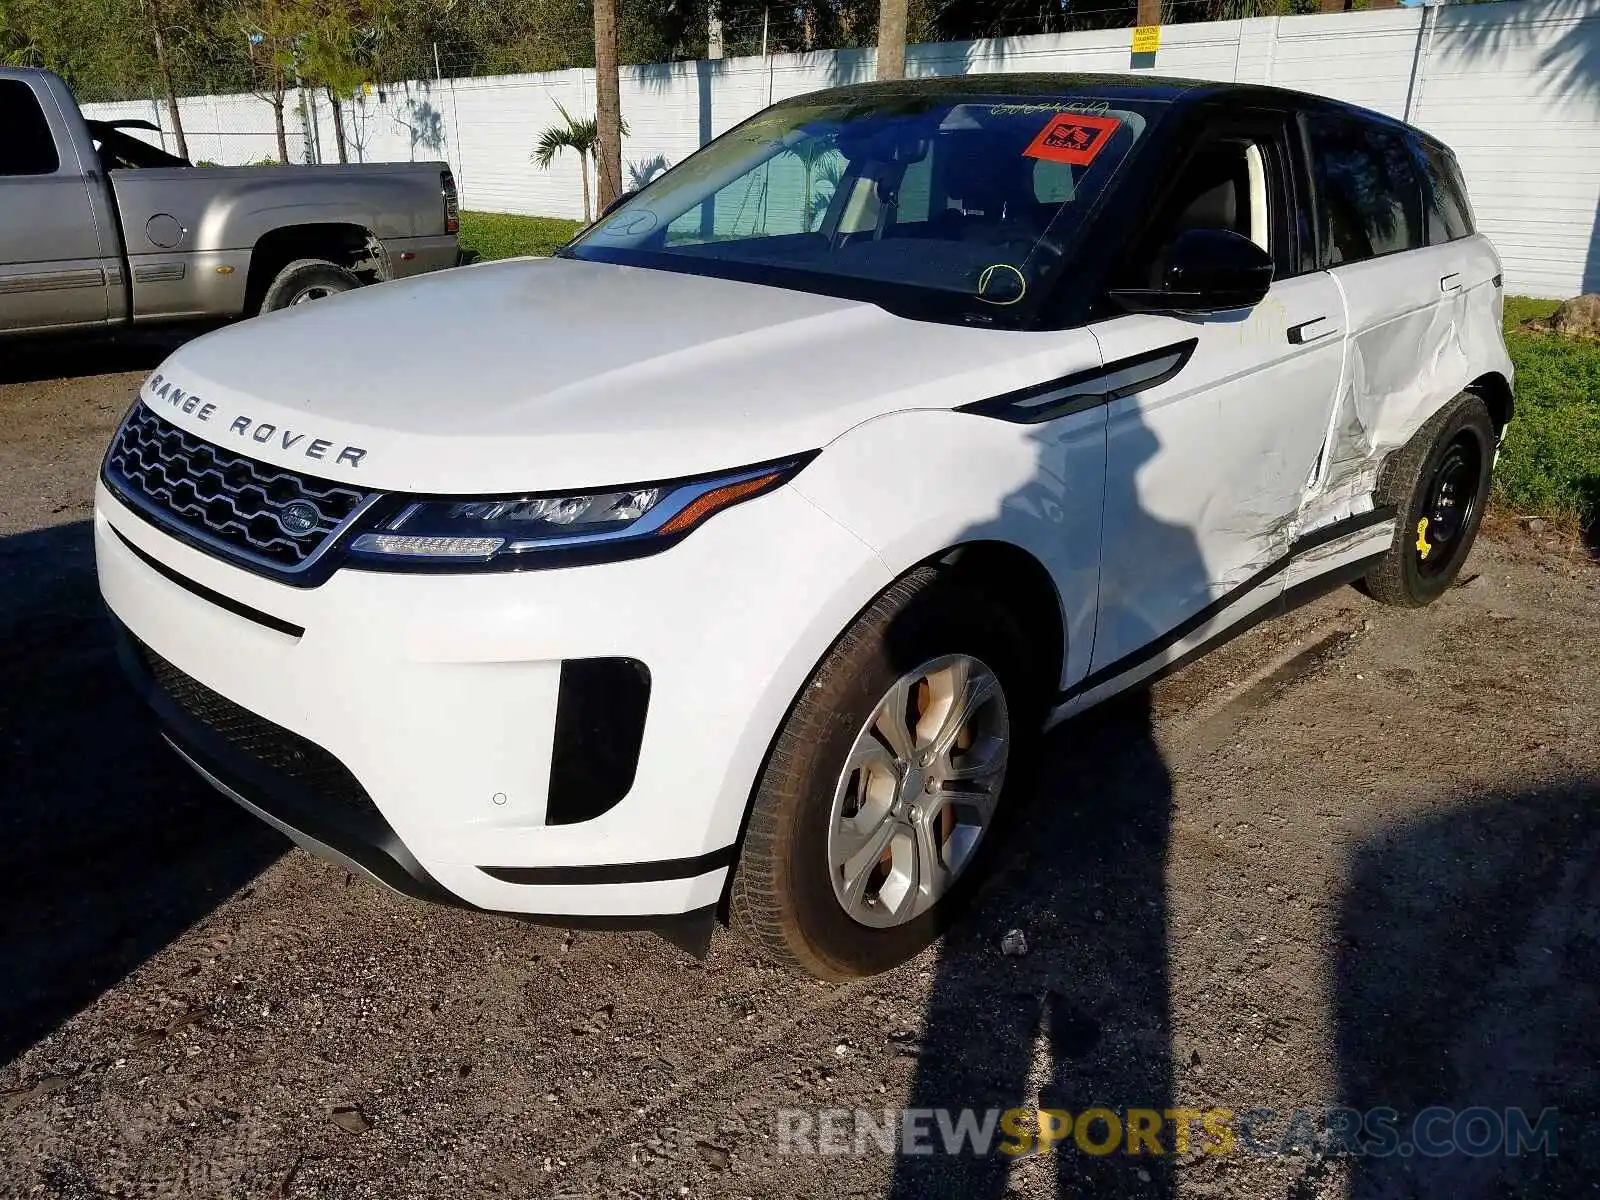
<box><xmin>1109</xmin><ymin>228</ymin><xmax>1274</xmax><ymax>314</ymax></box>
<box><xmin>599</xmin><ymin>188</ymin><xmax>638</xmax><ymax>220</ymax></box>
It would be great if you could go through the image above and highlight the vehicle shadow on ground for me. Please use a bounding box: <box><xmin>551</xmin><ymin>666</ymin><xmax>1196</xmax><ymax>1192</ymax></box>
<box><xmin>0</xmin><ymin>330</ymin><xmax>202</xmax><ymax>387</ymax></box>
<box><xmin>0</xmin><ymin>520</ymin><xmax>283</xmax><ymax>1067</ymax></box>
<box><xmin>889</xmin><ymin>692</ymin><xmax>1177</xmax><ymax>1199</ymax></box>
<box><xmin>1336</xmin><ymin>774</ymin><xmax>1600</xmax><ymax>1197</ymax></box>
<box><xmin>892</xmin><ymin>404</ymin><xmax>1185</xmax><ymax>1198</ymax></box>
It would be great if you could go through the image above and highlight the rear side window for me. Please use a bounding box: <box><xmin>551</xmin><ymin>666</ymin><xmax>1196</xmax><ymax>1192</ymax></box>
<box><xmin>1415</xmin><ymin>139</ymin><xmax>1474</xmax><ymax>243</ymax></box>
<box><xmin>0</xmin><ymin>80</ymin><xmax>61</xmax><ymax>176</ymax></box>
<box><xmin>1305</xmin><ymin>113</ymin><xmax>1423</xmax><ymax>266</ymax></box>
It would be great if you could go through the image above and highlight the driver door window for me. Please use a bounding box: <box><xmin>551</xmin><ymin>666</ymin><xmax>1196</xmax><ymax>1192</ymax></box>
<box><xmin>1121</xmin><ymin>131</ymin><xmax>1293</xmax><ymax>289</ymax></box>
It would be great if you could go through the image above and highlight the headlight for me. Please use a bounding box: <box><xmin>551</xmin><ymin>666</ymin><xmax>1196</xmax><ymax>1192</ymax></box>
<box><xmin>347</xmin><ymin>456</ymin><xmax>812</xmax><ymax>569</ymax></box>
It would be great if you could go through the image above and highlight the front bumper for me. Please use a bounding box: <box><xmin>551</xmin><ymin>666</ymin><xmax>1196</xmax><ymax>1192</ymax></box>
<box><xmin>116</xmin><ymin>622</ymin><xmax>461</xmax><ymax>903</ymax></box>
<box><xmin>94</xmin><ymin>478</ymin><xmax>889</xmax><ymax>923</ymax></box>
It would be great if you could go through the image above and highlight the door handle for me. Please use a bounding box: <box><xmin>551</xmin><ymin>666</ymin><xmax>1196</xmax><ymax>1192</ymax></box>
<box><xmin>1287</xmin><ymin>316</ymin><xmax>1341</xmax><ymax>345</ymax></box>
<box><xmin>1440</xmin><ymin>272</ymin><xmax>1463</xmax><ymax>292</ymax></box>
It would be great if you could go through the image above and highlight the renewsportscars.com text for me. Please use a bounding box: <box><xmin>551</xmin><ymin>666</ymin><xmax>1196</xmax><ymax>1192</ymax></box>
<box><xmin>776</xmin><ymin>1106</ymin><xmax>1559</xmax><ymax>1159</ymax></box>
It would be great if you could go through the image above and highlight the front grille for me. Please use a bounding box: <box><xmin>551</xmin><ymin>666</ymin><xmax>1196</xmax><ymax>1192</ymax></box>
<box><xmin>131</xmin><ymin>635</ymin><xmax>384</xmax><ymax>828</ymax></box>
<box><xmin>105</xmin><ymin>404</ymin><xmax>371</xmax><ymax>574</ymax></box>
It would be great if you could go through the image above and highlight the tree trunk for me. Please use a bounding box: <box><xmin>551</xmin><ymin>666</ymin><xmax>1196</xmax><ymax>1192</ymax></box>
<box><xmin>580</xmin><ymin>152</ymin><xmax>592</xmax><ymax>223</ymax></box>
<box><xmin>593</xmin><ymin>0</ymin><xmax>623</xmax><ymax>213</ymax></box>
<box><xmin>877</xmin><ymin>0</ymin><xmax>908</xmax><ymax>81</ymax></box>
<box><xmin>144</xmin><ymin>0</ymin><xmax>188</xmax><ymax>160</ymax></box>
<box><xmin>272</xmin><ymin>94</ymin><xmax>289</xmax><ymax>164</ymax></box>
<box><xmin>328</xmin><ymin>89</ymin><xmax>349</xmax><ymax>163</ymax></box>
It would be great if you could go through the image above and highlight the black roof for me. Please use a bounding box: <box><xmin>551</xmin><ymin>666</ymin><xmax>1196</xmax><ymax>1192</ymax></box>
<box><xmin>782</xmin><ymin>72</ymin><xmax>1421</xmax><ymax>137</ymax></box>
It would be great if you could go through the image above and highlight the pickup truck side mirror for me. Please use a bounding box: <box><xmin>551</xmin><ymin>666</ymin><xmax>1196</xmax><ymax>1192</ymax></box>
<box><xmin>600</xmin><ymin>189</ymin><xmax>638</xmax><ymax>220</ymax></box>
<box><xmin>1109</xmin><ymin>228</ymin><xmax>1274</xmax><ymax>315</ymax></box>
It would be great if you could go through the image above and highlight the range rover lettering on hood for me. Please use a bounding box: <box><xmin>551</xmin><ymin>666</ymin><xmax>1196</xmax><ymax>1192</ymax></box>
<box><xmin>143</xmin><ymin>373</ymin><xmax>369</xmax><ymax>469</ymax></box>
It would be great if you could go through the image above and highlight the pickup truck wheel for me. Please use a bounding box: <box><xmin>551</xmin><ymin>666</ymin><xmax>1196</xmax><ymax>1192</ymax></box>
<box><xmin>260</xmin><ymin>258</ymin><xmax>361</xmax><ymax>312</ymax></box>
<box><xmin>1363</xmin><ymin>391</ymin><xmax>1495</xmax><ymax>608</ymax></box>
<box><xmin>729</xmin><ymin>567</ymin><xmax>1040</xmax><ymax>980</ymax></box>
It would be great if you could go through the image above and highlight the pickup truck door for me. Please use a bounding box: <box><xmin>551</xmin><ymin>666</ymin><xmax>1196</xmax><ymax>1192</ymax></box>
<box><xmin>1080</xmin><ymin>111</ymin><xmax>1347</xmax><ymax>691</ymax></box>
<box><xmin>0</xmin><ymin>76</ymin><xmax>114</xmax><ymax>333</ymax></box>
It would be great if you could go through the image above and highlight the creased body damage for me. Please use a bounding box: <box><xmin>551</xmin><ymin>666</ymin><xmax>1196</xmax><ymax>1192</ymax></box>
<box><xmin>1294</xmin><ymin>234</ymin><xmax>1512</xmax><ymax>537</ymax></box>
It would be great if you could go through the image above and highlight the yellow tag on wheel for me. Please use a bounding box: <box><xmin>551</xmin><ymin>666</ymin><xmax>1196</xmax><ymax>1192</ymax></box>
<box><xmin>1415</xmin><ymin>518</ymin><xmax>1431</xmax><ymax>560</ymax></box>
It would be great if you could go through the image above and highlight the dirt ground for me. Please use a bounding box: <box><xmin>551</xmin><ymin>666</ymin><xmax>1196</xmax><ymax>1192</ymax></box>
<box><xmin>2</xmin><ymin>341</ymin><xmax>1597</xmax><ymax>1200</ymax></box>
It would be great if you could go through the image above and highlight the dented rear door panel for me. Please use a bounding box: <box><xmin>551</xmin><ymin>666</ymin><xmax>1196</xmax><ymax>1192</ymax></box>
<box><xmin>1297</xmin><ymin>233</ymin><xmax>1509</xmax><ymax>532</ymax></box>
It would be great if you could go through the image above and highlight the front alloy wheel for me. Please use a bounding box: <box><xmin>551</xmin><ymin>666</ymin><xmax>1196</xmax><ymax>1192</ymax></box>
<box><xmin>828</xmin><ymin>655</ymin><xmax>1009</xmax><ymax>928</ymax></box>
<box><xmin>730</xmin><ymin>567</ymin><xmax>1037</xmax><ymax>980</ymax></box>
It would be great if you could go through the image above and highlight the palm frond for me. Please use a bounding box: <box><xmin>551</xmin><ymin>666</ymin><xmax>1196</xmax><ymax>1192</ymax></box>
<box><xmin>533</xmin><ymin>123</ymin><xmax>579</xmax><ymax>167</ymax></box>
<box><xmin>784</xmin><ymin>136</ymin><xmax>839</xmax><ymax>170</ymax></box>
<box><xmin>532</xmin><ymin>98</ymin><xmax>626</xmax><ymax>167</ymax></box>
<box><xmin>557</xmin><ymin>98</ymin><xmax>596</xmax><ymax>154</ymax></box>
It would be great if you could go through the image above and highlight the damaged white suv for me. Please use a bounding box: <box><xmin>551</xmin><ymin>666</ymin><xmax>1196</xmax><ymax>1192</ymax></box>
<box><xmin>97</xmin><ymin>75</ymin><xmax>1511</xmax><ymax>980</ymax></box>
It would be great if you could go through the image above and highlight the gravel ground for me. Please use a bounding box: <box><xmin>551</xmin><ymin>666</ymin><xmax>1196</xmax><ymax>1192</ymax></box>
<box><xmin>2</xmin><ymin>344</ymin><xmax>1597</xmax><ymax>1200</ymax></box>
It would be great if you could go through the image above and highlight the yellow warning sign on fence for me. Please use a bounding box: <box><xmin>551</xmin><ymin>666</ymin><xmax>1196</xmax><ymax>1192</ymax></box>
<box><xmin>1132</xmin><ymin>25</ymin><xmax>1161</xmax><ymax>54</ymax></box>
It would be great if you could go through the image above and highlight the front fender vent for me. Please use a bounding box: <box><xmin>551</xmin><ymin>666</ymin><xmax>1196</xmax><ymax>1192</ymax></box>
<box><xmin>546</xmin><ymin>658</ymin><xmax>651</xmax><ymax>826</ymax></box>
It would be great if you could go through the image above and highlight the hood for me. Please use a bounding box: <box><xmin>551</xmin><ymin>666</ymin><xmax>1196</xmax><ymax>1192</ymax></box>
<box><xmin>138</xmin><ymin>256</ymin><xmax>1095</xmax><ymax>493</ymax></box>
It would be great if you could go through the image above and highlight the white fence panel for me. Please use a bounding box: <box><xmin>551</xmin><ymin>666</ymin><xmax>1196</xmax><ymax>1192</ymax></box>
<box><xmin>1268</xmin><ymin>9</ymin><xmax>1424</xmax><ymax>114</ymax></box>
<box><xmin>1405</xmin><ymin>4</ymin><xmax>1600</xmax><ymax>299</ymax></box>
<box><xmin>82</xmin><ymin>0</ymin><xmax>1600</xmax><ymax>297</ymax></box>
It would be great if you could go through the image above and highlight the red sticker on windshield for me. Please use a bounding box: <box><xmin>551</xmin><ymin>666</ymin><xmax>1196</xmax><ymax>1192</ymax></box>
<box><xmin>1023</xmin><ymin>113</ymin><xmax>1120</xmax><ymax>166</ymax></box>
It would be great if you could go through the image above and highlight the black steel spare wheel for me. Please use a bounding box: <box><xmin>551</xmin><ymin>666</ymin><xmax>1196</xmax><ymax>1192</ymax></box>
<box><xmin>1363</xmin><ymin>390</ymin><xmax>1495</xmax><ymax>608</ymax></box>
<box><xmin>1414</xmin><ymin>432</ymin><xmax>1482</xmax><ymax>577</ymax></box>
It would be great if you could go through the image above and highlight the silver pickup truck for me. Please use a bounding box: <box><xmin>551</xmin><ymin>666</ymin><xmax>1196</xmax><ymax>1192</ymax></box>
<box><xmin>1</xmin><ymin>68</ymin><xmax>460</xmax><ymax>339</ymax></box>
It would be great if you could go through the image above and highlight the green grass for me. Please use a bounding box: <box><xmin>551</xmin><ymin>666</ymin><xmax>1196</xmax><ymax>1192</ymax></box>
<box><xmin>459</xmin><ymin>212</ymin><xmax>583</xmax><ymax>262</ymax></box>
<box><xmin>1497</xmin><ymin>296</ymin><xmax>1600</xmax><ymax>531</ymax></box>
<box><xmin>452</xmin><ymin>216</ymin><xmax>1599</xmax><ymax>530</ymax></box>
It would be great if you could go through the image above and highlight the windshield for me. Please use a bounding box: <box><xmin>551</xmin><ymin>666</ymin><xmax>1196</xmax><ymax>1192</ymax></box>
<box><xmin>563</xmin><ymin>93</ymin><xmax>1164</xmax><ymax>323</ymax></box>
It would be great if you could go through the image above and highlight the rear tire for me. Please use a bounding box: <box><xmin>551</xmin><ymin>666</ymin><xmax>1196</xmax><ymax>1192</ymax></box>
<box><xmin>260</xmin><ymin>258</ymin><xmax>361</xmax><ymax>312</ymax></box>
<box><xmin>729</xmin><ymin>566</ymin><xmax>1042</xmax><ymax>980</ymax></box>
<box><xmin>1363</xmin><ymin>391</ymin><xmax>1495</xmax><ymax>608</ymax></box>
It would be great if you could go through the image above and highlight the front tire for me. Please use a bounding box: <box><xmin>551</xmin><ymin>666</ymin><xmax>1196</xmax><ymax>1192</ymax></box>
<box><xmin>729</xmin><ymin>567</ymin><xmax>1040</xmax><ymax>980</ymax></box>
<box><xmin>1363</xmin><ymin>391</ymin><xmax>1495</xmax><ymax>607</ymax></box>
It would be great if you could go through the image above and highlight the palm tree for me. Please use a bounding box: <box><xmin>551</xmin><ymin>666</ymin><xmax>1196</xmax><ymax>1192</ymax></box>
<box><xmin>784</xmin><ymin>137</ymin><xmax>842</xmax><ymax>231</ymax></box>
<box><xmin>811</xmin><ymin>155</ymin><xmax>846</xmax><ymax>222</ymax></box>
<box><xmin>593</xmin><ymin>0</ymin><xmax>623</xmax><ymax>214</ymax></box>
<box><xmin>877</xmin><ymin>0</ymin><xmax>907</xmax><ymax>79</ymax></box>
<box><xmin>533</xmin><ymin>100</ymin><xmax>600</xmax><ymax>222</ymax></box>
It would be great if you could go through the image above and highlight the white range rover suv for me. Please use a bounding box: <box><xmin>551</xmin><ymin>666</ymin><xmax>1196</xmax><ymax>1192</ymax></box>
<box><xmin>97</xmin><ymin>75</ymin><xmax>1512</xmax><ymax>980</ymax></box>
